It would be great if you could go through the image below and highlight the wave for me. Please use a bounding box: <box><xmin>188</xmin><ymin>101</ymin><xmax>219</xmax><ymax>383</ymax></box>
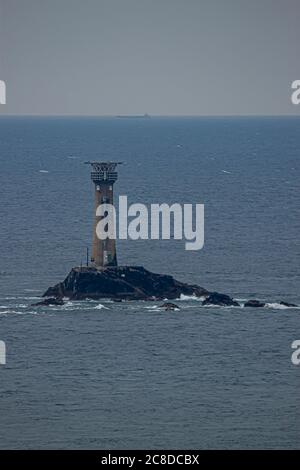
<box><xmin>0</xmin><ymin>310</ymin><xmax>33</xmax><ymax>315</ymax></box>
<box><xmin>62</xmin><ymin>301</ymin><xmax>74</xmax><ymax>307</ymax></box>
<box><xmin>144</xmin><ymin>305</ymin><xmax>181</xmax><ymax>311</ymax></box>
<box><xmin>266</xmin><ymin>303</ymin><xmax>300</xmax><ymax>310</ymax></box>
<box><xmin>94</xmin><ymin>304</ymin><xmax>109</xmax><ymax>310</ymax></box>
<box><xmin>22</xmin><ymin>296</ymin><xmax>41</xmax><ymax>300</ymax></box>
<box><xmin>179</xmin><ymin>294</ymin><xmax>206</xmax><ymax>301</ymax></box>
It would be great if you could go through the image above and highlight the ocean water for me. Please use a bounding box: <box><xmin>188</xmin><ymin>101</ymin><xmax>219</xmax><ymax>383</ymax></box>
<box><xmin>0</xmin><ymin>116</ymin><xmax>299</xmax><ymax>449</ymax></box>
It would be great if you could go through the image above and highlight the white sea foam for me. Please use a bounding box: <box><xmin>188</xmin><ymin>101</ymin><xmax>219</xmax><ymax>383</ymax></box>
<box><xmin>145</xmin><ymin>305</ymin><xmax>181</xmax><ymax>311</ymax></box>
<box><xmin>94</xmin><ymin>304</ymin><xmax>109</xmax><ymax>310</ymax></box>
<box><xmin>266</xmin><ymin>303</ymin><xmax>299</xmax><ymax>310</ymax></box>
<box><xmin>179</xmin><ymin>294</ymin><xmax>205</xmax><ymax>301</ymax></box>
<box><xmin>22</xmin><ymin>296</ymin><xmax>40</xmax><ymax>300</ymax></box>
<box><xmin>0</xmin><ymin>310</ymin><xmax>27</xmax><ymax>315</ymax></box>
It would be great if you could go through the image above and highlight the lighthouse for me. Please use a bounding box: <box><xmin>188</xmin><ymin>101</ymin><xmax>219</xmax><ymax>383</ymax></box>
<box><xmin>85</xmin><ymin>161</ymin><xmax>122</xmax><ymax>267</ymax></box>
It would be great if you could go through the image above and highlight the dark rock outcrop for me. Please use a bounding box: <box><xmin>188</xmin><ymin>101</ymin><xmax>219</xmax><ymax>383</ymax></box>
<box><xmin>33</xmin><ymin>297</ymin><xmax>64</xmax><ymax>307</ymax></box>
<box><xmin>41</xmin><ymin>266</ymin><xmax>297</xmax><ymax>307</ymax></box>
<box><xmin>43</xmin><ymin>266</ymin><xmax>208</xmax><ymax>301</ymax></box>
<box><xmin>202</xmin><ymin>292</ymin><xmax>240</xmax><ymax>307</ymax></box>
<box><xmin>161</xmin><ymin>302</ymin><xmax>180</xmax><ymax>311</ymax></box>
<box><xmin>244</xmin><ymin>300</ymin><xmax>266</xmax><ymax>308</ymax></box>
<box><xmin>279</xmin><ymin>301</ymin><xmax>298</xmax><ymax>308</ymax></box>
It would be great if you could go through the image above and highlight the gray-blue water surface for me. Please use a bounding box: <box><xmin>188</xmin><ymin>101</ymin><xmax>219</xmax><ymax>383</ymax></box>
<box><xmin>0</xmin><ymin>116</ymin><xmax>299</xmax><ymax>449</ymax></box>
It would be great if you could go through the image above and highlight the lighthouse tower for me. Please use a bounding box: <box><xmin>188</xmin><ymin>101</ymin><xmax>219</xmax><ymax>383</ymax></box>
<box><xmin>85</xmin><ymin>161</ymin><xmax>122</xmax><ymax>267</ymax></box>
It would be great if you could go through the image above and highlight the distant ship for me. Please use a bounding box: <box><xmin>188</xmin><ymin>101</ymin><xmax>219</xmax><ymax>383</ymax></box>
<box><xmin>115</xmin><ymin>113</ymin><xmax>151</xmax><ymax>119</ymax></box>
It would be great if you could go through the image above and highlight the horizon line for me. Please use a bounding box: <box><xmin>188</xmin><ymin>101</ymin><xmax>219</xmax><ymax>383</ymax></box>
<box><xmin>0</xmin><ymin>113</ymin><xmax>300</xmax><ymax>118</ymax></box>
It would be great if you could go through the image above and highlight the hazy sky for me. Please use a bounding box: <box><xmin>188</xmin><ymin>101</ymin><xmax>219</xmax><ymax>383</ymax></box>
<box><xmin>0</xmin><ymin>0</ymin><xmax>300</xmax><ymax>115</ymax></box>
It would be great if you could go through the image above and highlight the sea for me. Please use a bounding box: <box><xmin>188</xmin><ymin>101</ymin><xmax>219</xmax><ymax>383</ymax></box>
<box><xmin>0</xmin><ymin>116</ymin><xmax>299</xmax><ymax>449</ymax></box>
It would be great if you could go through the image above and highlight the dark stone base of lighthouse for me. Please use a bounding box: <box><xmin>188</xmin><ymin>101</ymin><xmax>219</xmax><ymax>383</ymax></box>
<box><xmin>43</xmin><ymin>265</ymin><xmax>209</xmax><ymax>301</ymax></box>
